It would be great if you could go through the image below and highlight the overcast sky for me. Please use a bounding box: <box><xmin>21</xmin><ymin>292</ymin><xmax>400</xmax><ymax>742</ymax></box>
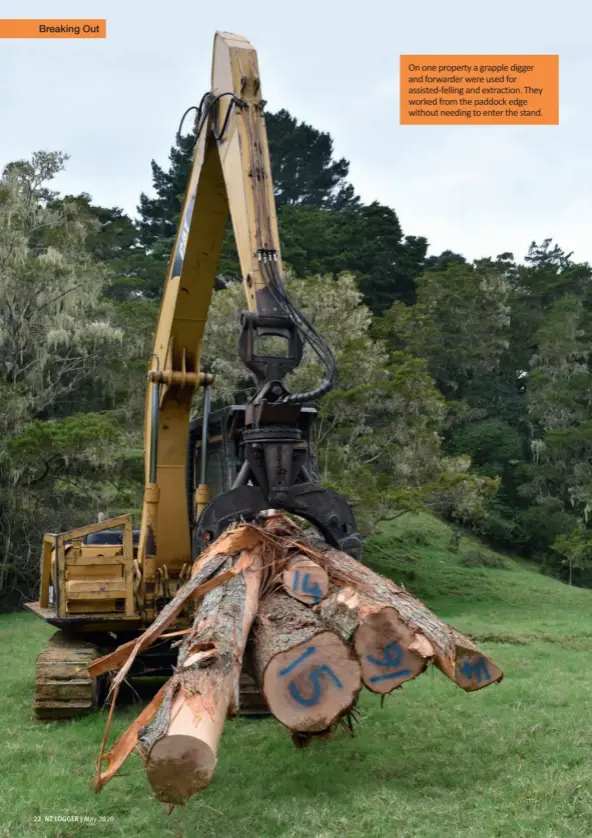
<box><xmin>1</xmin><ymin>0</ymin><xmax>590</xmax><ymax>264</ymax></box>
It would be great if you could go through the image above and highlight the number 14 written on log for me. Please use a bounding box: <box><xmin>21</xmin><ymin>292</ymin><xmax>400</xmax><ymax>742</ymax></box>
<box><xmin>291</xmin><ymin>570</ymin><xmax>323</xmax><ymax>603</ymax></box>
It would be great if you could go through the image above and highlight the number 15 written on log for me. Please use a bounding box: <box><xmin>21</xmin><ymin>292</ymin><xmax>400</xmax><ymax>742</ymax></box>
<box><xmin>279</xmin><ymin>646</ymin><xmax>343</xmax><ymax>706</ymax></box>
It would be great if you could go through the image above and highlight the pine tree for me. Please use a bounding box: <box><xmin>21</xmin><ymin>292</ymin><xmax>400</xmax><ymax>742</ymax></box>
<box><xmin>137</xmin><ymin>138</ymin><xmax>193</xmax><ymax>249</ymax></box>
<box><xmin>135</xmin><ymin>109</ymin><xmax>427</xmax><ymax>311</ymax></box>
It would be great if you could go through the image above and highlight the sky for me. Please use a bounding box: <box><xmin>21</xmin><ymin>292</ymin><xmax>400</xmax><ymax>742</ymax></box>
<box><xmin>1</xmin><ymin>0</ymin><xmax>590</xmax><ymax>265</ymax></box>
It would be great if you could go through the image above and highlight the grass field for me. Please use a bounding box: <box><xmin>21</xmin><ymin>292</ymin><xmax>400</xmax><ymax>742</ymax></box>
<box><xmin>3</xmin><ymin>514</ymin><xmax>592</xmax><ymax>838</ymax></box>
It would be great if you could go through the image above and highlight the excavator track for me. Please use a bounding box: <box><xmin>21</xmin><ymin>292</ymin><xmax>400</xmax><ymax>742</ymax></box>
<box><xmin>34</xmin><ymin>630</ymin><xmax>267</xmax><ymax>720</ymax></box>
<box><xmin>34</xmin><ymin>631</ymin><xmax>109</xmax><ymax>721</ymax></box>
<box><xmin>239</xmin><ymin>671</ymin><xmax>270</xmax><ymax>716</ymax></box>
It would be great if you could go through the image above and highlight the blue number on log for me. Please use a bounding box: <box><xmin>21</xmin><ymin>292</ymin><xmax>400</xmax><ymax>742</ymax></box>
<box><xmin>291</xmin><ymin>570</ymin><xmax>322</xmax><ymax>603</ymax></box>
<box><xmin>460</xmin><ymin>656</ymin><xmax>491</xmax><ymax>684</ymax></box>
<box><xmin>279</xmin><ymin>646</ymin><xmax>316</xmax><ymax>676</ymax></box>
<box><xmin>366</xmin><ymin>642</ymin><xmax>413</xmax><ymax>684</ymax></box>
<box><xmin>279</xmin><ymin>646</ymin><xmax>343</xmax><ymax>706</ymax></box>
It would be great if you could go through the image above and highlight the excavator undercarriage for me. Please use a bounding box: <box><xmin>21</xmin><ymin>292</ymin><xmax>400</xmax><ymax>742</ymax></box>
<box><xmin>34</xmin><ymin>632</ymin><xmax>110</xmax><ymax>721</ymax></box>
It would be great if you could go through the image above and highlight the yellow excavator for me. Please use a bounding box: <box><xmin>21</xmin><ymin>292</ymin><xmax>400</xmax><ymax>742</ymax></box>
<box><xmin>26</xmin><ymin>31</ymin><xmax>361</xmax><ymax>721</ymax></box>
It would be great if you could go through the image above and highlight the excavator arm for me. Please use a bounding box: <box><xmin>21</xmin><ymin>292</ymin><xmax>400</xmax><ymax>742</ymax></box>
<box><xmin>138</xmin><ymin>32</ymin><xmax>361</xmax><ymax>590</ymax></box>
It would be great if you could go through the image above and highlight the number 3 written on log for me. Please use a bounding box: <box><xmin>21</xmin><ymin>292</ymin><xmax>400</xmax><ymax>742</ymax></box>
<box><xmin>279</xmin><ymin>646</ymin><xmax>343</xmax><ymax>706</ymax></box>
<box><xmin>291</xmin><ymin>570</ymin><xmax>323</xmax><ymax>603</ymax></box>
<box><xmin>365</xmin><ymin>642</ymin><xmax>413</xmax><ymax>684</ymax></box>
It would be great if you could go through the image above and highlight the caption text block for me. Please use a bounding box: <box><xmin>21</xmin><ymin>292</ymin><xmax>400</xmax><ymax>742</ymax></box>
<box><xmin>400</xmin><ymin>55</ymin><xmax>558</xmax><ymax>125</ymax></box>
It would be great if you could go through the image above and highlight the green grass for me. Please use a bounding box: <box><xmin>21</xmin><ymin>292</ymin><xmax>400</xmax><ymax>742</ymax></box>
<box><xmin>3</xmin><ymin>514</ymin><xmax>592</xmax><ymax>837</ymax></box>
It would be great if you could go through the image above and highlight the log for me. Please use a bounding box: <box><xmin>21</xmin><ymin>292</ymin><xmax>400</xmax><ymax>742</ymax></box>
<box><xmin>282</xmin><ymin>554</ymin><xmax>329</xmax><ymax>605</ymax></box>
<box><xmin>93</xmin><ymin>527</ymin><xmax>263</xmax><ymax>795</ymax></box>
<box><xmin>320</xmin><ymin>548</ymin><xmax>503</xmax><ymax>692</ymax></box>
<box><xmin>317</xmin><ymin>585</ymin><xmax>434</xmax><ymax>694</ymax></box>
<box><xmin>138</xmin><ymin>547</ymin><xmax>263</xmax><ymax>804</ymax></box>
<box><xmin>252</xmin><ymin>591</ymin><xmax>361</xmax><ymax>733</ymax></box>
<box><xmin>448</xmin><ymin>626</ymin><xmax>503</xmax><ymax>691</ymax></box>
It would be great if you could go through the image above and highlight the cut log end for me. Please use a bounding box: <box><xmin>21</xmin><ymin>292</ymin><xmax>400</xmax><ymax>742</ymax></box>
<box><xmin>146</xmin><ymin>736</ymin><xmax>216</xmax><ymax>804</ymax></box>
<box><xmin>354</xmin><ymin>608</ymin><xmax>434</xmax><ymax>694</ymax></box>
<box><xmin>455</xmin><ymin>653</ymin><xmax>503</xmax><ymax>691</ymax></box>
<box><xmin>282</xmin><ymin>556</ymin><xmax>329</xmax><ymax>605</ymax></box>
<box><xmin>262</xmin><ymin>630</ymin><xmax>360</xmax><ymax>732</ymax></box>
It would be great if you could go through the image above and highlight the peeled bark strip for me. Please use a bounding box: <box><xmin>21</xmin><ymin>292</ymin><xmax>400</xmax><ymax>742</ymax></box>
<box><xmin>316</xmin><ymin>586</ymin><xmax>434</xmax><ymax>693</ymax></box>
<box><xmin>139</xmin><ymin>548</ymin><xmax>263</xmax><ymax>804</ymax></box>
<box><xmin>92</xmin><ymin>682</ymin><xmax>168</xmax><ymax>792</ymax></box>
<box><xmin>321</xmin><ymin>549</ymin><xmax>503</xmax><ymax>692</ymax></box>
<box><xmin>282</xmin><ymin>554</ymin><xmax>329</xmax><ymax>605</ymax></box>
<box><xmin>252</xmin><ymin>591</ymin><xmax>361</xmax><ymax>733</ymax></box>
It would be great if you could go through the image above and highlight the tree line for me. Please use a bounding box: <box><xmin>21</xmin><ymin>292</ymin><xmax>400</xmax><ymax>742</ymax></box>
<box><xmin>1</xmin><ymin>107</ymin><xmax>590</xmax><ymax>608</ymax></box>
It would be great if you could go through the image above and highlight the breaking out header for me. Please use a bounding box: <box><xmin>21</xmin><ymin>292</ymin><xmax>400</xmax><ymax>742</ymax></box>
<box><xmin>0</xmin><ymin>19</ymin><xmax>106</xmax><ymax>38</ymax></box>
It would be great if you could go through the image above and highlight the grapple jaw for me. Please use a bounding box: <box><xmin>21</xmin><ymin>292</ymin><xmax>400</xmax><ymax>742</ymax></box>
<box><xmin>193</xmin><ymin>482</ymin><xmax>362</xmax><ymax>560</ymax></box>
<box><xmin>188</xmin><ymin>386</ymin><xmax>362</xmax><ymax>562</ymax></box>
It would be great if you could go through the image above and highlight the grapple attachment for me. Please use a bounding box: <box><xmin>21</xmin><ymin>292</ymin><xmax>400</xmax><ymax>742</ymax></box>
<box><xmin>187</xmin><ymin>398</ymin><xmax>362</xmax><ymax>561</ymax></box>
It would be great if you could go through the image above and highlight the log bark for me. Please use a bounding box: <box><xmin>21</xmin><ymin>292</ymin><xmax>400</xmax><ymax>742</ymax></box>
<box><xmin>93</xmin><ymin>527</ymin><xmax>263</xmax><ymax>795</ymax></box>
<box><xmin>320</xmin><ymin>549</ymin><xmax>503</xmax><ymax>692</ymax></box>
<box><xmin>252</xmin><ymin>591</ymin><xmax>361</xmax><ymax>733</ymax></box>
<box><xmin>90</xmin><ymin>526</ymin><xmax>263</xmax><ymax>681</ymax></box>
<box><xmin>282</xmin><ymin>554</ymin><xmax>329</xmax><ymax>605</ymax></box>
<box><xmin>136</xmin><ymin>547</ymin><xmax>263</xmax><ymax>805</ymax></box>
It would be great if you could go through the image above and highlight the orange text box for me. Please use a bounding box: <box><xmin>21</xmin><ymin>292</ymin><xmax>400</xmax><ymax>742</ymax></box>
<box><xmin>0</xmin><ymin>19</ymin><xmax>106</xmax><ymax>38</ymax></box>
<box><xmin>400</xmin><ymin>55</ymin><xmax>558</xmax><ymax>125</ymax></box>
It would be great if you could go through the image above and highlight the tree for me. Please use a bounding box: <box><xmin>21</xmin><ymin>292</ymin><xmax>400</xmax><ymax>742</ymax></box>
<box><xmin>255</xmin><ymin>202</ymin><xmax>427</xmax><ymax>313</ymax></box>
<box><xmin>46</xmin><ymin>193</ymin><xmax>166</xmax><ymax>301</ymax></box>
<box><xmin>424</xmin><ymin>249</ymin><xmax>467</xmax><ymax>272</ymax></box>
<box><xmin>518</xmin><ymin>294</ymin><xmax>592</xmax><ymax>568</ymax></box>
<box><xmin>552</xmin><ymin>527</ymin><xmax>592</xmax><ymax>586</ymax></box>
<box><xmin>265</xmin><ymin>109</ymin><xmax>359</xmax><ymax>210</ymax></box>
<box><xmin>137</xmin><ymin>137</ymin><xmax>193</xmax><ymax>249</ymax></box>
<box><xmin>137</xmin><ymin>110</ymin><xmax>361</xmax><ymax>253</ymax></box>
<box><xmin>135</xmin><ymin>111</ymin><xmax>426</xmax><ymax>312</ymax></box>
<box><xmin>379</xmin><ymin>257</ymin><xmax>513</xmax><ymax>400</ymax></box>
<box><xmin>509</xmin><ymin>240</ymin><xmax>592</xmax><ymax>374</ymax></box>
<box><xmin>0</xmin><ymin>152</ymin><xmax>141</xmax><ymax>605</ymax></box>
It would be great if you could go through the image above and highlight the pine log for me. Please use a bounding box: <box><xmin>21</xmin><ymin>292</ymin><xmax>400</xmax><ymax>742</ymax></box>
<box><xmin>317</xmin><ymin>585</ymin><xmax>434</xmax><ymax>693</ymax></box>
<box><xmin>137</xmin><ymin>547</ymin><xmax>263</xmax><ymax>805</ymax></box>
<box><xmin>93</xmin><ymin>527</ymin><xmax>263</xmax><ymax>795</ymax></box>
<box><xmin>447</xmin><ymin>626</ymin><xmax>504</xmax><ymax>691</ymax></box>
<box><xmin>252</xmin><ymin>591</ymin><xmax>361</xmax><ymax>733</ymax></box>
<box><xmin>282</xmin><ymin>554</ymin><xmax>329</xmax><ymax>605</ymax></box>
<box><xmin>320</xmin><ymin>548</ymin><xmax>503</xmax><ymax>692</ymax></box>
